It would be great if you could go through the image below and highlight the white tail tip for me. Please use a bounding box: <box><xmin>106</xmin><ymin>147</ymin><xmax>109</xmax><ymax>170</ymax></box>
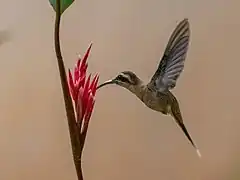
<box><xmin>196</xmin><ymin>149</ymin><xmax>202</xmax><ymax>158</ymax></box>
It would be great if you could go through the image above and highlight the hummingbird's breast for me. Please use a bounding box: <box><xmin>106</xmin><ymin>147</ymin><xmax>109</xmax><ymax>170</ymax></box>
<box><xmin>142</xmin><ymin>88</ymin><xmax>171</xmax><ymax>114</ymax></box>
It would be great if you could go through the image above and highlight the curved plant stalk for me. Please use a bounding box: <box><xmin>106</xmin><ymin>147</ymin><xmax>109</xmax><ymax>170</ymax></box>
<box><xmin>53</xmin><ymin>0</ymin><xmax>83</xmax><ymax>179</ymax></box>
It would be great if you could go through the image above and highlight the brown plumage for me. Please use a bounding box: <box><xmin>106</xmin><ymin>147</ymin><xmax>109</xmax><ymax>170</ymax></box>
<box><xmin>97</xmin><ymin>18</ymin><xmax>201</xmax><ymax>157</ymax></box>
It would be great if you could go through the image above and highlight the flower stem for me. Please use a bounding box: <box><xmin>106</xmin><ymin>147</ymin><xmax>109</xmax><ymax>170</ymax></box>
<box><xmin>54</xmin><ymin>0</ymin><xmax>83</xmax><ymax>179</ymax></box>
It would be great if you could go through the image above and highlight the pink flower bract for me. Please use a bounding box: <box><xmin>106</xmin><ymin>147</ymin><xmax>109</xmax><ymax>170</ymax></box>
<box><xmin>68</xmin><ymin>44</ymin><xmax>99</xmax><ymax>125</ymax></box>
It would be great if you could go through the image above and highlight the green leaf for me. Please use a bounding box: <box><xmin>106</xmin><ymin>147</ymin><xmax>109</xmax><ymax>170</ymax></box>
<box><xmin>49</xmin><ymin>0</ymin><xmax>74</xmax><ymax>14</ymax></box>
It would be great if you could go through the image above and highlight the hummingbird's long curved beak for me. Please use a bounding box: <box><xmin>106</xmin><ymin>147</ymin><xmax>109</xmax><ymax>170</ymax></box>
<box><xmin>97</xmin><ymin>79</ymin><xmax>116</xmax><ymax>90</ymax></box>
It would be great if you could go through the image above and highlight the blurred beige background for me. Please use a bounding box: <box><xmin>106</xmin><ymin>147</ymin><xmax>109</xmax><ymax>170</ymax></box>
<box><xmin>0</xmin><ymin>0</ymin><xmax>240</xmax><ymax>179</ymax></box>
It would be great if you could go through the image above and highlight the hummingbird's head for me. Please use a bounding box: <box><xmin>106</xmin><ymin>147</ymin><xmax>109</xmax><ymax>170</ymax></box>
<box><xmin>97</xmin><ymin>71</ymin><xmax>143</xmax><ymax>93</ymax></box>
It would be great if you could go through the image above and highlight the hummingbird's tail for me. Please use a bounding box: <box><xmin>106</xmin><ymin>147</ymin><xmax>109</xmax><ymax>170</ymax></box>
<box><xmin>170</xmin><ymin>95</ymin><xmax>201</xmax><ymax>158</ymax></box>
<box><xmin>175</xmin><ymin>118</ymin><xmax>201</xmax><ymax>158</ymax></box>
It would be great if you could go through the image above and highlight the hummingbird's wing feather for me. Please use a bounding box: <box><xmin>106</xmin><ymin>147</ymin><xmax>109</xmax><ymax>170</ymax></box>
<box><xmin>150</xmin><ymin>18</ymin><xmax>190</xmax><ymax>92</ymax></box>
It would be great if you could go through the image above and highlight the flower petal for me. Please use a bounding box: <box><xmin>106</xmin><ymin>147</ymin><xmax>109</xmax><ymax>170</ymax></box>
<box><xmin>74</xmin><ymin>66</ymin><xmax>80</xmax><ymax>83</ymax></box>
<box><xmin>68</xmin><ymin>69</ymin><xmax>77</xmax><ymax>101</ymax></box>
<box><xmin>83</xmin><ymin>95</ymin><xmax>95</xmax><ymax>132</ymax></box>
<box><xmin>76</xmin><ymin>74</ymin><xmax>86</xmax><ymax>90</ymax></box>
<box><xmin>82</xmin><ymin>74</ymin><xmax>91</xmax><ymax>116</ymax></box>
<box><xmin>90</xmin><ymin>74</ymin><xmax>98</xmax><ymax>90</ymax></box>
<box><xmin>77</xmin><ymin>88</ymin><xmax>84</xmax><ymax>123</ymax></box>
<box><xmin>77</xmin><ymin>58</ymin><xmax>81</xmax><ymax>68</ymax></box>
<box><xmin>91</xmin><ymin>74</ymin><xmax>99</xmax><ymax>96</ymax></box>
<box><xmin>84</xmin><ymin>96</ymin><xmax>95</xmax><ymax>123</ymax></box>
<box><xmin>79</xmin><ymin>64</ymin><xmax>87</xmax><ymax>81</ymax></box>
<box><xmin>81</xmin><ymin>43</ymin><xmax>92</xmax><ymax>69</ymax></box>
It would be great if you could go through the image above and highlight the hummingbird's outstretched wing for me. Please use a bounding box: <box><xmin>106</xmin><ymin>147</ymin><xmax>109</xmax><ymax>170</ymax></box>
<box><xmin>150</xmin><ymin>18</ymin><xmax>190</xmax><ymax>92</ymax></box>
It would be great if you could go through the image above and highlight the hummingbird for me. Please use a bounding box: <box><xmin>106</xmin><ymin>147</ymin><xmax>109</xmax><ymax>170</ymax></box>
<box><xmin>97</xmin><ymin>18</ymin><xmax>201</xmax><ymax>157</ymax></box>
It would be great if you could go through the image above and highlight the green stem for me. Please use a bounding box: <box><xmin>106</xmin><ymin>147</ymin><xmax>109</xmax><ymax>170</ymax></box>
<box><xmin>54</xmin><ymin>0</ymin><xmax>83</xmax><ymax>179</ymax></box>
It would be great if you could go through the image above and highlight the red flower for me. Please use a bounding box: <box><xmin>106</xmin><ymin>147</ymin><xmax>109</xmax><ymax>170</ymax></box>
<box><xmin>68</xmin><ymin>44</ymin><xmax>99</xmax><ymax>132</ymax></box>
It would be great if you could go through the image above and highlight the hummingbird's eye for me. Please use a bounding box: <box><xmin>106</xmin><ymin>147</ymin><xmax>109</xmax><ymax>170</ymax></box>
<box><xmin>116</xmin><ymin>75</ymin><xmax>131</xmax><ymax>83</ymax></box>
